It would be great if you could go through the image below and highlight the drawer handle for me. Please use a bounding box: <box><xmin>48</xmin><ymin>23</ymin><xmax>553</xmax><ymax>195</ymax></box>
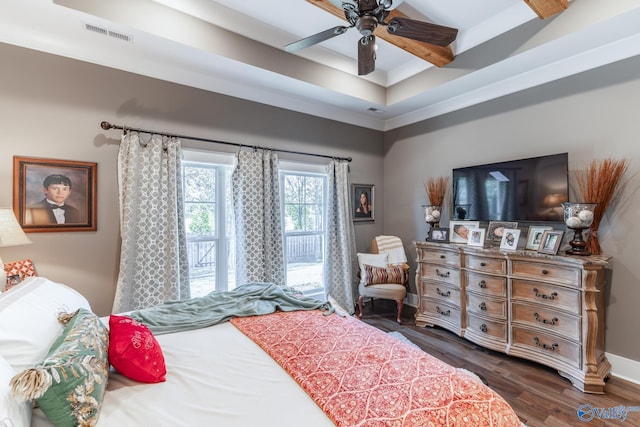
<box><xmin>480</xmin><ymin>323</ymin><xmax>488</xmax><ymax>333</ymax></box>
<box><xmin>541</xmin><ymin>269</ymin><xmax>549</xmax><ymax>275</ymax></box>
<box><xmin>435</xmin><ymin>269</ymin><xmax>450</xmax><ymax>278</ymax></box>
<box><xmin>534</xmin><ymin>313</ymin><xmax>559</xmax><ymax>325</ymax></box>
<box><xmin>533</xmin><ymin>336</ymin><xmax>558</xmax><ymax>352</ymax></box>
<box><xmin>436</xmin><ymin>306</ymin><xmax>451</xmax><ymax>316</ymax></box>
<box><xmin>532</xmin><ymin>288</ymin><xmax>558</xmax><ymax>300</ymax></box>
<box><xmin>480</xmin><ymin>262</ymin><xmax>486</xmax><ymax>267</ymax></box>
<box><xmin>436</xmin><ymin>288</ymin><xmax>451</xmax><ymax>297</ymax></box>
<box><xmin>479</xmin><ymin>302</ymin><xmax>487</xmax><ymax>311</ymax></box>
<box><xmin>440</xmin><ymin>255</ymin><xmax>446</xmax><ymax>259</ymax></box>
<box><xmin>478</xmin><ymin>280</ymin><xmax>487</xmax><ymax>289</ymax></box>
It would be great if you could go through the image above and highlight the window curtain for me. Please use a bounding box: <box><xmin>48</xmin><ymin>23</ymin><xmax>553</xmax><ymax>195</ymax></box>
<box><xmin>112</xmin><ymin>132</ymin><xmax>190</xmax><ymax>313</ymax></box>
<box><xmin>232</xmin><ymin>150</ymin><xmax>285</xmax><ymax>285</ymax></box>
<box><xmin>324</xmin><ymin>160</ymin><xmax>357</xmax><ymax>314</ymax></box>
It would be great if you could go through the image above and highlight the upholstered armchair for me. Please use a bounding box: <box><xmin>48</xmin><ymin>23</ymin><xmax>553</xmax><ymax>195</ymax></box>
<box><xmin>356</xmin><ymin>236</ymin><xmax>409</xmax><ymax>324</ymax></box>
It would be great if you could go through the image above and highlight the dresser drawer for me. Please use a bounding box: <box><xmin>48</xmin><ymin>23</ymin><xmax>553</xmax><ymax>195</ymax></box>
<box><xmin>466</xmin><ymin>292</ymin><xmax>507</xmax><ymax>319</ymax></box>
<box><xmin>511</xmin><ymin>260</ymin><xmax>581</xmax><ymax>287</ymax></box>
<box><xmin>465</xmin><ymin>254</ymin><xmax>507</xmax><ymax>274</ymax></box>
<box><xmin>467</xmin><ymin>313</ymin><xmax>507</xmax><ymax>342</ymax></box>
<box><xmin>465</xmin><ymin>271</ymin><xmax>507</xmax><ymax>297</ymax></box>
<box><xmin>511</xmin><ymin>279</ymin><xmax>581</xmax><ymax>314</ymax></box>
<box><xmin>511</xmin><ymin>326</ymin><xmax>581</xmax><ymax>370</ymax></box>
<box><xmin>417</xmin><ymin>247</ymin><xmax>461</xmax><ymax>267</ymax></box>
<box><xmin>419</xmin><ymin>299</ymin><xmax>462</xmax><ymax>326</ymax></box>
<box><xmin>511</xmin><ymin>302</ymin><xmax>581</xmax><ymax>341</ymax></box>
<box><xmin>421</xmin><ymin>281</ymin><xmax>461</xmax><ymax>305</ymax></box>
<box><xmin>420</xmin><ymin>264</ymin><xmax>461</xmax><ymax>287</ymax></box>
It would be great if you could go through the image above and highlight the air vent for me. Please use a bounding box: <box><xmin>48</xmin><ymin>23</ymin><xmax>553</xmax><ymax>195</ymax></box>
<box><xmin>84</xmin><ymin>23</ymin><xmax>132</xmax><ymax>43</ymax></box>
<box><xmin>367</xmin><ymin>107</ymin><xmax>385</xmax><ymax>114</ymax></box>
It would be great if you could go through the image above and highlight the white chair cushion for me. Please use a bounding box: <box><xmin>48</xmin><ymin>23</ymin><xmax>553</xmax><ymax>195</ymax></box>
<box><xmin>358</xmin><ymin>282</ymin><xmax>407</xmax><ymax>300</ymax></box>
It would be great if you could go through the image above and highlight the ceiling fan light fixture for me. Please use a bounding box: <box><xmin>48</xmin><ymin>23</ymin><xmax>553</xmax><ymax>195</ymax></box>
<box><xmin>377</xmin><ymin>0</ymin><xmax>404</xmax><ymax>9</ymax></box>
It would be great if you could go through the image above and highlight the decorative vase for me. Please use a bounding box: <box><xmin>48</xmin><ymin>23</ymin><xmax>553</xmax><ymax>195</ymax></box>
<box><xmin>423</xmin><ymin>205</ymin><xmax>442</xmax><ymax>239</ymax></box>
<box><xmin>562</xmin><ymin>202</ymin><xmax>596</xmax><ymax>256</ymax></box>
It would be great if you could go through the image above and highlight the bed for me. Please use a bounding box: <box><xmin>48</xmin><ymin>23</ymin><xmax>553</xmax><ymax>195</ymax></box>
<box><xmin>0</xmin><ymin>277</ymin><xmax>523</xmax><ymax>427</ymax></box>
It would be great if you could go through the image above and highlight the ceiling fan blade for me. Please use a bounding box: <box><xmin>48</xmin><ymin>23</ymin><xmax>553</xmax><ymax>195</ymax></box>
<box><xmin>285</xmin><ymin>25</ymin><xmax>351</xmax><ymax>52</ymax></box>
<box><xmin>386</xmin><ymin>17</ymin><xmax>458</xmax><ymax>47</ymax></box>
<box><xmin>358</xmin><ymin>35</ymin><xmax>375</xmax><ymax>76</ymax></box>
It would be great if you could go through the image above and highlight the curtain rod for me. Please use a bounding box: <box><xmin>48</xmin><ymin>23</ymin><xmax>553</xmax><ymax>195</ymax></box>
<box><xmin>100</xmin><ymin>121</ymin><xmax>352</xmax><ymax>163</ymax></box>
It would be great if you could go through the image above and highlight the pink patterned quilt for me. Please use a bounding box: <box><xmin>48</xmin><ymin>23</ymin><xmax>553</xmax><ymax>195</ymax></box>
<box><xmin>230</xmin><ymin>310</ymin><xmax>521</xmax><ymax>427</ymax></box>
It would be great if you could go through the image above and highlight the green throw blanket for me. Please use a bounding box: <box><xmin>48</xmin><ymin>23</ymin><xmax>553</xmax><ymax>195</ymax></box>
<box><xmin>129</xmin><ymin>282</ymin><xmax>335</xmax><ymax>335</ymax></box>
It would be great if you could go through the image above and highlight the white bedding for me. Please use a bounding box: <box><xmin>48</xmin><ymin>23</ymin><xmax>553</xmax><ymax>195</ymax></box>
<box><xmin>32</xmin><ymin>321</ymin><xmax>333</xmax><ymax>426</ymax></box>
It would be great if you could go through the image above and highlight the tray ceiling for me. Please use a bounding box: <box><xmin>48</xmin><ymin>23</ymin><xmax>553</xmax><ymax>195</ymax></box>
<box><xmin>1</xmin><ymin>0</ymin><xmax>639</xmax><ymax>130</ymax></box>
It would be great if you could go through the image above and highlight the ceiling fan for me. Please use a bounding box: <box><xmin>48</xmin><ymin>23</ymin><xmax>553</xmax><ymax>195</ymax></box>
<box><xmin>285</xmin><ymin>0</ymin><xmax>458</xmax><ymax>76</ymax></box>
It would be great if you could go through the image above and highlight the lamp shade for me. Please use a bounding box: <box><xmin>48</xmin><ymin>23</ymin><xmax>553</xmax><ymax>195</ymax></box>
<box><xmin>0</xmin><ymin>208</ymin><xmax>32</xmax><ymax>248</ymax></box>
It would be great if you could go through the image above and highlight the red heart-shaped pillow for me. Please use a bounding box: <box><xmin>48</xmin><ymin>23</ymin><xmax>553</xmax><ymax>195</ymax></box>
<box><xmin>108</xmin><ymin>315</ymin><xmax>166</xmax><ymax>383</ymax></box>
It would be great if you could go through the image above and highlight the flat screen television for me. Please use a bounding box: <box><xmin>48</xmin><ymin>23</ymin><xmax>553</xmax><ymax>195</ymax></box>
<box><xmin>452</xmin><ymin>153</ymin><xmax>568</xmax><ymax>223</ymax></box>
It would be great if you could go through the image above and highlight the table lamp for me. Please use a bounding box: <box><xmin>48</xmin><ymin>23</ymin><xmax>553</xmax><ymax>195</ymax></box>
<box><xmin>0</xmin><ymin>208</ymin><xmax>32</xmax><ymax>286</ymax></box>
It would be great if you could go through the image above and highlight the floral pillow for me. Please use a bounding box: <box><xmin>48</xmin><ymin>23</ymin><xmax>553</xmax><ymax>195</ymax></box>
<box><xmin>108</xmin><ymin>314</ymin><xmax>166</xmax><ymax>383</ymax></box>
<box><xmin>10</xmin><ymin>308</ymin><xmax>109</xmax><ymax>427</ymax></box>
<box><xmin>362</xmin><ymin>264</ymin><xmax>405</xmax><ymax>286</ymax></box>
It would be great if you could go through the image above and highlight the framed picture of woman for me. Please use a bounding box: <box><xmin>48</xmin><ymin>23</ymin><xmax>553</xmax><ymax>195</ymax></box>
<box><xmin>352</xmin><ymin>184</ymin><xmax>374</xmax><ymax>222</ymax></box>
<box><xmin>13</xmin><ymin>156</ymin><xmax>97</xmax><ymax>232</ymax></box>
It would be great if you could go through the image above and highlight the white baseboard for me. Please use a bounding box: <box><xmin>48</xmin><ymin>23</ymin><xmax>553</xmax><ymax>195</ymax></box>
<box><xmin>405</xmin><ymin>292</ymin><xmax>419</xmax><ymax>308</ymax></box>
<box><xmin>606</xmin><ymin>352</ymin><xmax>640</xmax><ymax>385</ymax></box>
<box><xmin>405</xmin><ymin>293</ymin><xmax>640</xmax><ymax>386</ymax></box>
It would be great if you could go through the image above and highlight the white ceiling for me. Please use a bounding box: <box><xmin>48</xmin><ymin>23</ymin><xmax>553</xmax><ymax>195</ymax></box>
<box><xmin>1</xmin><ymin>0</ymin><xmax>640</xmax><ymax>131</ymax></box>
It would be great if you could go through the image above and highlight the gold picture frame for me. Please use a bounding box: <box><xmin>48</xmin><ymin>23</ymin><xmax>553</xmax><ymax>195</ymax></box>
<box><xmin>13</xmin><ymin>156</ymin><xmax>97</xmax><ymax>232</ymax></box>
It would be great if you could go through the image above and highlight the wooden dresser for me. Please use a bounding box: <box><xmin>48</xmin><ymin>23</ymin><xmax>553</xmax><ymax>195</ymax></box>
<box><xmin>414</xmin><ymin>240</ymin><xmax>612</xmax><ymax>393</ymax></box>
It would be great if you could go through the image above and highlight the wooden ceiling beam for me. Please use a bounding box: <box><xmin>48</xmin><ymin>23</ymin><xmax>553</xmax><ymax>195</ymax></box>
<box><xmin>524</xmin><ymin>0</ymin><xmax>569</xmax><ymax>19</ymax></box>
<box><xmin>305</xmin><ymin>0</ymin><xmax>453</xmax><ymax>67</ymax></box>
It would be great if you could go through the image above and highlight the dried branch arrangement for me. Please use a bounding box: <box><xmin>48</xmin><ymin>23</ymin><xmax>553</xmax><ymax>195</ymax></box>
<box><xmin>574</xmin><ymin>158</ymin><xmax>630</xmax><ymax>255</ymax></box>
<box><xmin>424</xmin><ymin>176</ymin><xmax>449</xmax><ymax>206</ymax></box>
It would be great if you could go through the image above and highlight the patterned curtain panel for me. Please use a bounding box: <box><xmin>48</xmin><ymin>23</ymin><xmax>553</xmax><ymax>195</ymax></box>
<box><xmin>324</xmin><ymin>160</ymin><xmax>357</xmax><ymax>314</ymax></box>
<box><xmin>232</xmin><ymin>150</ymin><xmax>285</xmax><ymax>286</ymax></box>
<box><xmin>112</xmin><ymin>132</ymin><xmax>190</xmax><ymax>313</ymax></box>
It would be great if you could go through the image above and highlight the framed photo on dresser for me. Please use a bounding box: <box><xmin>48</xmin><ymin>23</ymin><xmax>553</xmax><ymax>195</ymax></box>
<box><xmin>499</xmin><ymin>228</ymin><xmax>520</xmax><ymax>251</ymax></box>
<box><xmin>449</xmin><ymin>220</ymin><xmax>479</xmax><ymax>244</ymax></box>
<box><xmin>428</xmin><ymin>227</ymin><xmax>449</xmax><ymax>243</ymax></box>
<box><xmin>538</xmin><ymin>230</ymin><xmax>564</xmax><ymax>254</ymax></box>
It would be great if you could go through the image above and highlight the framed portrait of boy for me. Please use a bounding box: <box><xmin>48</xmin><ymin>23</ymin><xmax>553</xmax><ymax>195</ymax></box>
<box><xmin>13</xmin><ymin>156</ymin><xmax>97</xmax><ymax>232</ymax></box>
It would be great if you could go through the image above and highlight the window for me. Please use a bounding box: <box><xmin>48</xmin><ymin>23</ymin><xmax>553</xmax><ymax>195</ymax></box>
<box><xmin>182</xmin><ymin>152</ymin><xmax>234</xmax><ymax>297</ymax></box>
<box><xmin>281</xmin><ymin>163</ymin><xmax>327</xmax><ymax>297</ymax></box>
<box><xmin>182</xmin><ymin>153</ymin><xmax>327</xmax><ymax>298</ymax></box>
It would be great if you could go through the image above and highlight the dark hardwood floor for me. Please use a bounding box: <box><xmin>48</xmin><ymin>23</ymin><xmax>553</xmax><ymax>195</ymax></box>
<box><xmin>359</xmin><ymin>300</ymin><xmax>640</xmax><ymax>427</ymax></box>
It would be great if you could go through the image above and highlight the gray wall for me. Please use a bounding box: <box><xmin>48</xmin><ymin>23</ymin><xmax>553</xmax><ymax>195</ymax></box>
<box><xmin>1</xmin><ymin>41</ymin><xmax>638</xmax><ymax>368</ymax></box>
<box><xmin>0</xmin><ymin>43</ymin><xmax>385</xmax><ymax>316</ymax></box>
<box><xmin>383</xmin><ymin>55</ymin><xmax>640</xmax><ymax>362</ymax></box>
